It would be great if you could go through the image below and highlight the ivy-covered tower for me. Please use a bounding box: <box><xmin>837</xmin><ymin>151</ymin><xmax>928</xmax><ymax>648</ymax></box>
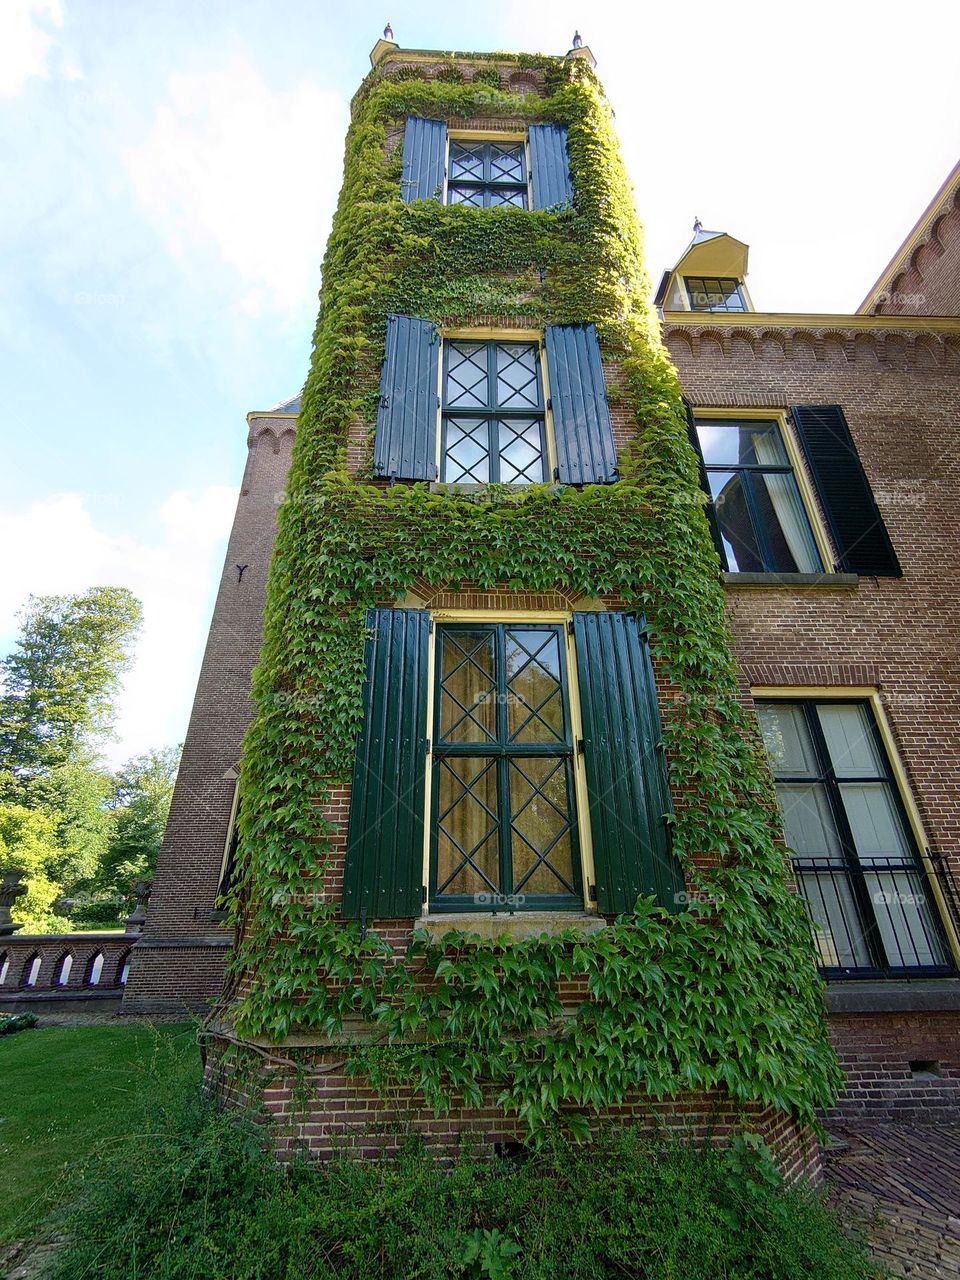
<box><xmin>203</xmin><ymin>37</ymin><xmax>839</xmax><ymax>1173</ymax></box>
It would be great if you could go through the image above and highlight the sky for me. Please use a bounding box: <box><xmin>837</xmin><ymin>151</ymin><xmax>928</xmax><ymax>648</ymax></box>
<box><xmin>1</xmin><ymin>0</ymin><xmax>958</xmax><ymax>769</ymax></box>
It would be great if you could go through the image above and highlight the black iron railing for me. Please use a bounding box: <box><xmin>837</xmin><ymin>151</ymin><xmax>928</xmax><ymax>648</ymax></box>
<box><xmin>793</xmin><ymin>851</ymin><xmax>960</xmax><ymax>980</ymax></box>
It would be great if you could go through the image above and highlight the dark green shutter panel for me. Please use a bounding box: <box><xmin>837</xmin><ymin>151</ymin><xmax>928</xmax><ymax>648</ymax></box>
<box><xmin>400</xmin><ymin>116</ymin><xmax>447</xmax><ymax>202</ymax></box>
<box><xmin>791</xmin><ymin>404</ymin><xmax>902</xmax><ymax>576</ymax></box>
<box><xmin>373</xmin><ymin>314</ymin><xmax>440</xmax><ymax>480</ymax></box>
<box><xmin>573</xmin><ymin>611</ymin><xmax>683</xmax><ymax>914</ymax></box>
<box><xmin>343</xmin><ymin>608</ymin><xmax>430</xmax><ymax>920</ymax></box>
<box><xmin>529</xmin><ymin>124</ymin><xmax>573</xmax><ymax>209</ymax></box>
<box><xmin>683</xmin><ymin>398</ymin><xmax>727</xmax><ymax>565</ymax></box>
<box><xmin>545</xmin><ymin>324</ymin><xmax>618</xmax><ymax>484</ymax></box>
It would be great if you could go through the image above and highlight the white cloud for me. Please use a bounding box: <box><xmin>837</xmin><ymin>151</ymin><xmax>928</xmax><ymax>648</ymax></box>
<box><xmin>125</xmin><ymin>58</ymin><xmax>346</xmax><ymax>312</ymax></box>
<box><xmin>0</xmin><ymin>486</ymin><xmax>237</xmax><ymax>767</ymax></box>
<box><xmin>0</xmin><ymin>0</ymin><xmax>64</xmax><ymax>98</ymax></box>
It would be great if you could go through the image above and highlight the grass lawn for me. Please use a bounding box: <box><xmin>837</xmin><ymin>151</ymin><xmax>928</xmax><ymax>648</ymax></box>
<box><xmin>0</xmin><ymin>1022</ymin><xmax>199</xmax><ymax>1245</ymax></box>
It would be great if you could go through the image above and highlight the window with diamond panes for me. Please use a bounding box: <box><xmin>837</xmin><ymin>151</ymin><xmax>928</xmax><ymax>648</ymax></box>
<box><xmin>757</xmin><ymin>699</ymin><xmax>952</xmax><ymax>977</ymax></box>
<box><xmin>431</xmin><ymin>624</ymin><xmax>582</xmax><ymax>911</ymax></box>
<box><xmin>446</xmin><ymin>139</ymin><xmax>528</xmax><ymax>207</ymax></box>
<box><xmin>441</xmin><ymin>340</ymin><xmax>546</xmax><ymax>485</ymax></box>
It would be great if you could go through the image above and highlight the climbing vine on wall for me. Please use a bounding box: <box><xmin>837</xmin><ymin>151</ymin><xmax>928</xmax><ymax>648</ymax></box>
<box><xmin>224</xmin><ymin>54</ymin><xmax>842</xmax><ymax>1134</ymax></box>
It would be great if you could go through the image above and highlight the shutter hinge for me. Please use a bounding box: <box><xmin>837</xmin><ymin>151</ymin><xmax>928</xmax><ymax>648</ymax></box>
<box><xmin>421</xmin><ymin>884</ymin><xmax>427</xmax><ymax>905</ymax></box>
<box><xmin>588</xmin><ymin>881</ymin><xmax>597</xmax><ymax>903</ymax></box>
<box><xmin>566</xmin><ymin>618</ymin><xmax>575</xmax><ymax>636</ymax></box>
<box><xmin>435</xmin><ymin>464</ymin><xmax>440</xmax><ymax>480</ymax></box>
<box><xmin>425</xmin><ymin>738</ymin><xmax>432</xmax><ymax>755</ymax></box>
<box><xmin>553</xmin><ymin>466</ymin><xmax>560</xmax><ymax>482</ymax></box>
<box><xmin>576</xmin><ymin>738</ymin><xmax>585</xmax><ymax>755</ymax></box>
<box><xmin>428</xmin><ymin>619</ymin><xmax>434</xmax><ymax>634</ymax></box>
<box><xmin>359</xmin><ymin>908</ymin><xmax>368</xmax><ymax>942</ymax></box>
<box><xmin>546</xmin><ymin>396</ymin><xmax>553</xmax><ymax>410</ymax></box>
<box><xmin>437</xmin><ymin>393</ymin><xmax>441</xmax><ymax>408</ymax></box>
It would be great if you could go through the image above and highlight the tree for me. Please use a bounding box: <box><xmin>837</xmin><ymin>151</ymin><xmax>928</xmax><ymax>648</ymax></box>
<box><xmin>0</xmin><ymin>804</ymin><xmax>71</xmax><ymax>933</ymax></box>
<box><xmin>0</xmin><ymin>587</ymin><xmax>143</xmax><ymax>786</ymax></box>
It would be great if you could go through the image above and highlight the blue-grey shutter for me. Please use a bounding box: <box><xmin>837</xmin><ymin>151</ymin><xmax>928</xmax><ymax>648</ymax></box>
<box><xmin>400</xmin><ymin>116</ymin><xmax>447</xmax><ymax>203</ymax></box>
<box><xmin>545</xmin><ymin>324</ymin><xmax>618</xmax><ymax>484</ymax></box>
<box><xmin>790</xmin><ymin>404</ymin><xmax>902</xmax><ymax>576</ymax></box>
<box><xmin>573</xmin><ymin>611</ymin><xmax>684</xmax><ymax>915</ymax></box>
<box><xmin>529</xmin><ymin>124</ymin><xmax>573</xmax><ymax>210</ymax></box>
<box><xmin>374</xmin><ymin>314</ymin><xmax>440</xmax><ymax>480</ymax></box>
<box><xmin>683</xmin><ymin>398</ymin><xmax>727</xmax><ymax>566</ymax></box>
<box><xmin>343</xmin><ymin>608</ymin><xmax>430</xmax><ymax>920</ymax></box>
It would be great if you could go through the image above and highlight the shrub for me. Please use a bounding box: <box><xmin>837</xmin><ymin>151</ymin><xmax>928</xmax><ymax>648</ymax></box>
<box><xmin>48</xmin><ymin>1101</ymin><xmax>874</xmax><ymax>1280</ymax></box>
<box><xmin>0</xmin><ymin>1012</ymin><xmax>38</xmax><ymax>1036</ymax></box>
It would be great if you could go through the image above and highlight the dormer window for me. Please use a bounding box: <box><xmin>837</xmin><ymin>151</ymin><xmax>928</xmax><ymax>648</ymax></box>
<box><xmin>684</xmin><ymin>276</ymin><xmax>748</xmax><ymax>312</ymax></box>
<box><xmin>447</xmin><ymin>140</ymin><xmax>528</xmax><ymax>208</ymax></box>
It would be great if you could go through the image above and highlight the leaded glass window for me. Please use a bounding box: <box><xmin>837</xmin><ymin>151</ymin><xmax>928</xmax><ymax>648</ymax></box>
<box><xmin>447</xmin><ymin>139</ymin><xmax>528</xmax><ymax>207</ymax></box>
<box><xmin>757</xmin><ymin>699</ymin><xmax>952</xmax><ymax>976</ymax></box>
<box><xmin>442</xmin><ymin>340</ymin><xmax>546</xmax><ymax>484</ymax></box>
<box><xmin>684</xmin><ymin>276</ymin><xmax>747</xmax><ymax>312</ymax></box>
<box><xmin>431</xmin><ymin>623</ymin><xmax>582</xmax><ymax>911</ymax></box>
<box><xmin>695</xmin><ymin>419</ymin><xmax>823</xmax><ymax>573</ymax></box>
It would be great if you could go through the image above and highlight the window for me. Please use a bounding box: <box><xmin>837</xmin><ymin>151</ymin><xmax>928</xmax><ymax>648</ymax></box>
<box><xmin>87</xmin><ymin>951</ymin><xmax>104</xmax><ymax>985</ymax></box>
<box><xmin>23</xmin><ymin>954</ymin><xmax>41</xmax><ymax>987</ymax></box>
<box><xmin>441</xmin><ymin>340</ymin><xmax>546</xmax><ymax>484</ymax></box>
<box><xmin>695</xmin><ymin>419</ymin><xmax>823</xmax><ymax>573</ymax></box>
<box><xmin>757</xmin><ymin>698</ymin><xmax>953</xmax><ymax>976</ymax></box>
<box><xmin>685</xmin><ymin>276</ymin><xmax>747</xmax><ymax>312</ymax></box>
<box><xmin>431</xmin><ymin>623</ymin><xmax>581</xmax><ymax>911</ymax></box>
<box><xmin>54</xmin><ymin>953</ymin><xmax>73</xmax><ymax>985</ymax></box>
<box><xmin>447</xmin><ymin>139</ymin><xmax>528</xmax><ymax>207</ymax></box>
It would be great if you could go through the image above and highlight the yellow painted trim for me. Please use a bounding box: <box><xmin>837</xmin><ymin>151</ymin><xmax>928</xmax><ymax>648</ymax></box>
<box><xmin>858</xmin><ymin>159</ymin><xmax>960</xmax><ymax>313</ymax></box>
<box><xmin>751</xmin><ymin>686</ymin><xmax>960</xmax><ymax>965</ymax></box>
<box><xmin>442</xmin><ymin>326</ymin><xmax>542</xmax><ymax>339</ymax></box>
<box><xmin>245</xmin><ymin>410</ymin><xmax>298</xmax><ymax>424</ymax></box>
<box><xmin>448</xmin><ymin>128</ymin><xmax>526</xmax><ymax>142</ymax></box>
<box><xmin>422</xmin><ymin>608</ymin><xmax>598</xmax><ymax>914</ymax></box>
<box><xmin>693</xmin><ymin>408</ymin><xmax>835</xmax><ymax>572</ymax></box>
<box><xmin>219</xmin><ymin>780</ymin><xmax>241</xmax><ymax>887</ymax></box>
<box><xmin>663</xmin><ymin>310</ymin><xmax>960</xmax><ymax>333</ymax></box>
<box><xmin>538</xmin><ymin>341</ymin><xmax>558</xmax><ymax>481</ymax></box>
<box><xmin>421</xmin><ymin>625</ymin><xmax>437</xmax><ymax>905</ymax></box>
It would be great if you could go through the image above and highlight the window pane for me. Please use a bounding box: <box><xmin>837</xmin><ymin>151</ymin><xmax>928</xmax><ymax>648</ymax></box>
<box><xmin>498</xmin><ymin>419</ymin><xmax>544</xmax><ymax>484</ymax></box>
<box><xmin>489</xmin><ymin>189</ymin><xmax>527</xmax><ymax>208</ymax></box>
<box><xmin>708</xmin><ymin>470</ymin><xmax>763</xmax><ymax>572</ymax></box>
<box><xmin>864</xmin><ymin>870</ymin><xmax>948</xmax><ymax>968</ymax></box>
<box><xmin>776</xmin><ymin>782</ymin><xmax>844</xmax><ymax>860</ymax></box>
<box><xmin>797</xmin><ymin>870</ymin><xmax>872</xmax><ymax>969</ymax></box>
<box><xmin>449</xmin><ymin>142</ymin><xmax>484</xmax><ymax>181</ymax></box>
<box><xmin>505</xmin><ymin>628</ymin><xmax>564</xmax><ymax>742</ymax></box>
<box><xmin>490</xmin><ymin>144</ymin><xmax>524</xmax><ymax>183</ymax></box>
<box><xmin>509</xmin><ymin>758</ymin><xmax>576</xmax><ymax>896</ymax></box>
<box><xmin>752</xmin><ymin>472</ymin><xmax>822</xmax><ymax>572</ymax></box>
<box><xmin>443</xmin><ymin>419</ymin><xmax>490</xmax><ymax>484</ymax></box>
<box><xmin>839</xmin><ymin>782</ymin><xmax>912</xmax><ymax>864</ymax></box>
<box><xmin>816</xmin><ymin>704</ymin><xmax>883</xmax><ymax>777</ymax></box>
<box><xmin>697</xmin><ymin>422</ymin><xmax>788</xmax><ymax>467</ymax></box>
<box><xmin>496</xmin><ymin>344</ymin><xmax>540</xmax><ymax>409</ymax></box>
<box><xmin>757</xmin><ymin>703</ymin><xmax>818</xmax><ymax>777</ymax></box>
<box><xmin>439</xmin><ymin>630</ymin><xmax>496</xmax><ymax>742</ymax></box>
<box><xmin>446</xmin><ymin>343</ymin><xmax>488</xmax><ymax>408</ymax></box>
<box><xmin>436</xmin><ymin>757</ymin><xmax>500</xmax><ymax>896</ymax></box>
<box><xmin>447</xmin><ymin>185</ymin><xmax>484</xmax><ymax>207</ymax></box>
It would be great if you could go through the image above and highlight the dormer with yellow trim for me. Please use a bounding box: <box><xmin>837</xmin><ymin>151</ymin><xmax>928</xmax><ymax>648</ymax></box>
<box><xmin>655</xmin><ymin>227</ymin><xmax>753</xmax><ymax>313</ymax></box>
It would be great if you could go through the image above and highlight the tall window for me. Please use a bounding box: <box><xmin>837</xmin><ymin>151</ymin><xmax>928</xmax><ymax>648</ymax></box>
<box><xmin>696</xmin><ymin>419</ymin><xmax>823</xmax><ymax>573</ymax></box>
<box><xmin>431</xmin><ymin>623</ymin><xmax>581</xmax><ymax>911</ymax></box>
<box><xmin>685</xmin><ymin>276</ymin><xmax>747</xmax><ymax>311</ymax></box>
<box><xmin>447</xmin><ymin>139</ymin><xmax>528</xmax><ymax>207</ymax></box>
<box><xmin>757</xmin><ymin>698</ymin><xmax>952</xmax><ymax>976</ymax></box>
<box><xmin>442</xmin><ymin>340</ymin><xmax>546</xmax><ymax>484</ymax></box>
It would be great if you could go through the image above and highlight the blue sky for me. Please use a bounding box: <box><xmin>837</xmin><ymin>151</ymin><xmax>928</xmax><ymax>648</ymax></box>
<box><xmin>1</xmin><ymin>0</ymin><xmax>958</xmax><ymax>767</ymax></box>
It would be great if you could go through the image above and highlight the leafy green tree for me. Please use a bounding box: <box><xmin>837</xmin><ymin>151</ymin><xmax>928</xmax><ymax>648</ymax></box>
<box><xmin>0</xmin><ymin>803</ymin><xmax>71</xmax><ymax>933</ymax></box>
<box><xmin>0</xmin><ymin>587</ymin><xmax>142</xmax><ymax>786</ymax></box>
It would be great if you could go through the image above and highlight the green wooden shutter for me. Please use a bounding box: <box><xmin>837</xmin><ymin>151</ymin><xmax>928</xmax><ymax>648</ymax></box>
<box><xmin>343</xmin><ymin>608</ymin><xmax>430</xmax><ymax>920</ymax></box>
<box><xmin>544</xmin><ymin>324</ymin><xmax>618</xmax><ymax>484</ymax></box>
<box><xmin>373</xmin><ymin>314</ymin><xmax>440</xmax><ymax>480</ymax></box>
<box><xmin>790</xmin><ymin>404</ymin><xmax>902</xmax><ymax>576</ymax></box>
<box><xmin>683</xmin><ymin>398</ymin><xmax>727</xmax><ymax>565</ymax></box>
<box><xmin>573</xmin><ymin>611</ymin><xmax>683</xmax><ymax>914</ymax></box>
<box><xmin>400</xmin><ymin>116</ymin><xmax>447</xmax><ymax>202</ymax></box>
<box><xmin>529</xmin><ymin>124</ymin><xmax>573</xmax><ymax>210</ymax></box>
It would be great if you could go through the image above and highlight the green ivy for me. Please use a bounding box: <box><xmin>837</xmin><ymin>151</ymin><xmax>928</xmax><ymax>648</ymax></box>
<box><xmin>224</xmin><ymin>54</ymin><xmax>841</xmax><ymax>1136</ymax></box>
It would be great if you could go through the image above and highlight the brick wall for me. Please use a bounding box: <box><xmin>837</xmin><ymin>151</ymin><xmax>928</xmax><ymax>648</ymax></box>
<box><xmin>869</xmin><ymin>167</ymin><xmax>960</xmax><ymax>317</ymax></box>
<box><xmin>122</xmin><ymin>411</ymin><xmax>295</xmax><ymax>1014</ymax></box>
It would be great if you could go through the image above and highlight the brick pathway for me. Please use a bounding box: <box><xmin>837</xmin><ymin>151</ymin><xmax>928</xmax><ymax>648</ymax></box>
<box><xmin>825</xmin><ymin>1123</ymin><xmax>960</xmax><ymax>1278</ymax></box>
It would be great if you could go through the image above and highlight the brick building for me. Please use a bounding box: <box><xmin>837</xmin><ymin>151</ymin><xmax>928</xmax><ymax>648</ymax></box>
<box><xmin>102</xmin><ymin>38</ymin><xmax>960</xmax><ymax>1166</ymax></box>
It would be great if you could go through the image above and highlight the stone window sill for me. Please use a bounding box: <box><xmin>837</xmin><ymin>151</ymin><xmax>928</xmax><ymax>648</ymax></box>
<box><xmin>722</xmin><ymin>572</ymin><xmax>858</xmax><ymax>588</ymax></box>
<box><xmin>414</xmin><ymin>911</ymin><xmax>607</xmax><ymax>943</ymax></box>
<box><xmin>825</xmin><ymin>977</ymin><xmax>960</xmax><ymax>1014</ymax></box>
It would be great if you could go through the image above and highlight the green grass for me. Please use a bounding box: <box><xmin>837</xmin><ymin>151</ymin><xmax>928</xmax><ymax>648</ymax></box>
<box><xmin>0</xmin><ymin>1022</ymin><xmax>198</xmax><ymax>1244</ymax></box>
